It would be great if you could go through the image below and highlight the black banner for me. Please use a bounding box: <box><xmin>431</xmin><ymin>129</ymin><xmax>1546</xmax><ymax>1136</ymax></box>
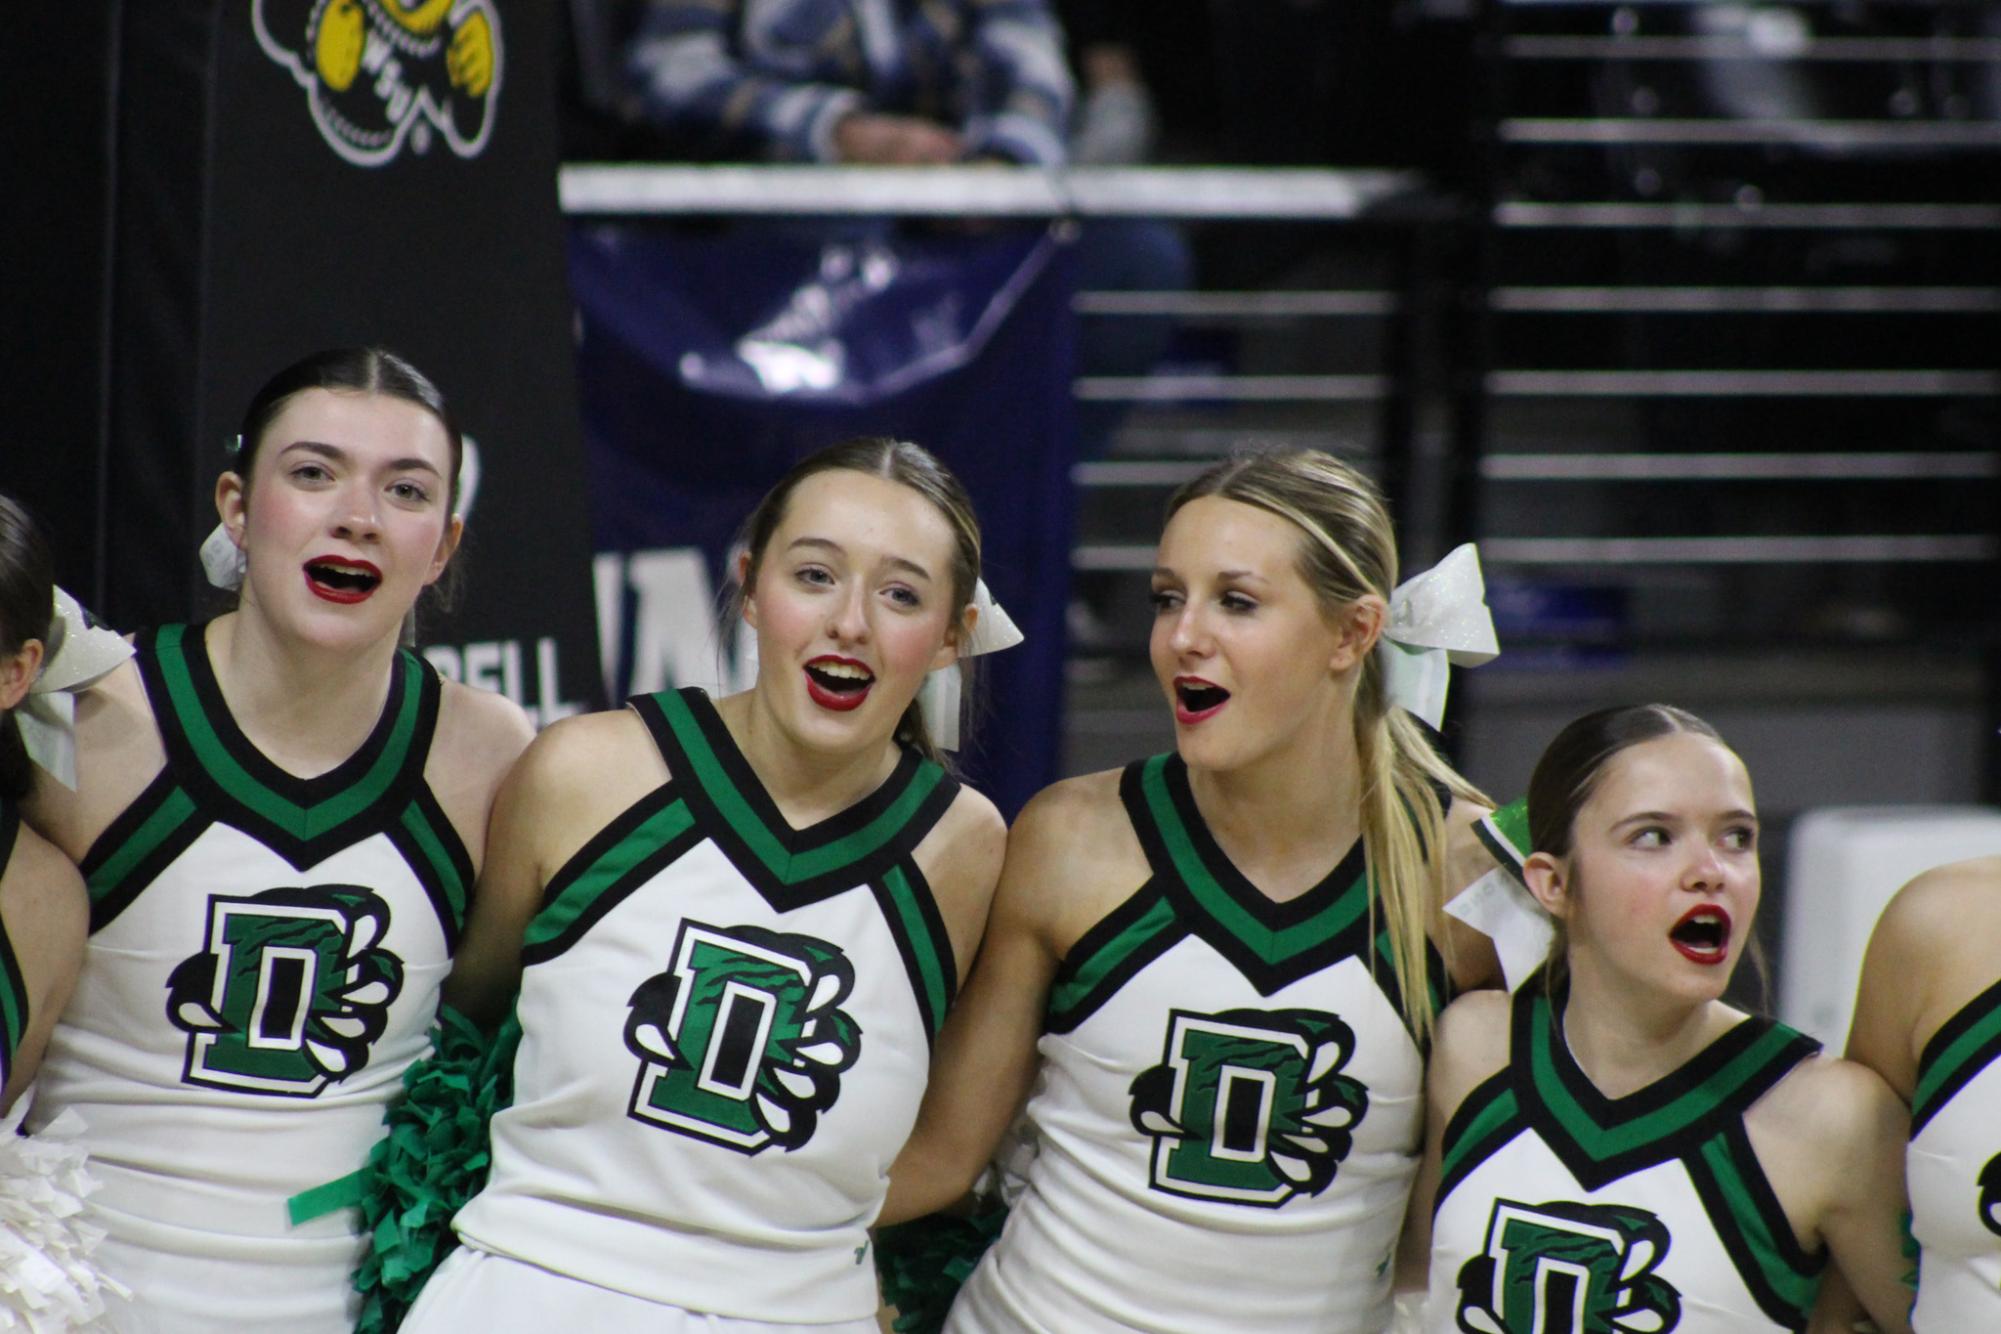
<box><xmin>2</xmin><ymin>2</ymin><xmax>600</xmax><ymax>722</ymax></box>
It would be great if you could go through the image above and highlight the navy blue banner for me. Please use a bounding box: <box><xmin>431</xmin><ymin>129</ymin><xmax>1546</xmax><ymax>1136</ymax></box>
<box><xmin>571</xmin><ymin>221</ymin><xmax>1077</xmax><ymax>817</ymax></box>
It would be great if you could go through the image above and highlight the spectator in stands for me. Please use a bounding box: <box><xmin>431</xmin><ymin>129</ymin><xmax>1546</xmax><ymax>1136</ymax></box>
<box><xmin>625</xmin><ymin>0</ymin><xmax>1072</xmax><ymax>166</ymax></box>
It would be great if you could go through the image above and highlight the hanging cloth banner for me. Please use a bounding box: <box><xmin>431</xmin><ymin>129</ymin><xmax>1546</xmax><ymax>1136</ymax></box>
<box><xmin>571</xmin><ymin>220</ymin><xmax>1078</xmax><ymax>817</ymax></box>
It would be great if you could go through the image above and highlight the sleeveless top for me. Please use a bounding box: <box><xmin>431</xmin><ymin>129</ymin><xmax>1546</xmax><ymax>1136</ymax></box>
<box><xmin>949</xmin><ymin>753</ymin><xmax>1448</xmax><ymax>1333</ymax></box>
<box><xmin>29</xmin><ymin>623</ymin><xmax>470</xmax><ymax>1319</ymax></box>
<box><xmin>454</xmin><ymin>687</ymin><xmax>962</xmax><ymax>1322</ymax></box>
<box><xmin>1429</xmin><ymin>980</ymin><xmax>1825</xmax><ymax>1332</ymax></box>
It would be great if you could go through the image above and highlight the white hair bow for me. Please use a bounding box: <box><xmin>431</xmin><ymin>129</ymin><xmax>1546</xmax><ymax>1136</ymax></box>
<box><xmin>1375</xmin><ymin>543</ymin><xmax>1499</xmax><ymax>730</ymax></box>
<box><xmin>18</xmin><ymin>588</ymin><xmax>134</xmax><ymax>789</ymax></box>
<box><xmin>919</xmin><ymin>579</ymin><xmax>1025</xmax><ymax>752</ymax></box>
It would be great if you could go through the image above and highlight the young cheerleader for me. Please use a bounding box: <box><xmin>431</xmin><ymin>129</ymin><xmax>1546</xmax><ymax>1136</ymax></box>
<box><xmin>22</xmin><ymin>348</ymin><xmax>534</xmax><ymax>1331</ymax></box>
<box><xmin>399</xmin><ymin>438</ymin><xmax>1009</xmax><ymax>1330</ymax></box>
<box><xmin>883</xmin><ymin>449</ymin><xmax>1508</xmax><ymax>1332</ymax></box>
<box><xmin>0</xmin><ymin>495</ymin><xmax>88</xmax><ymax>1113</ymax></box>
<box><xmin>1847</xmin><ymin>855</ymin><xmax>2001</xmax><ymax>1328</ymax></box>
<box><xmin>1418</xmin><ymin>704</ymin><xmax>1912</xmax><ymax>1333</ymax></box>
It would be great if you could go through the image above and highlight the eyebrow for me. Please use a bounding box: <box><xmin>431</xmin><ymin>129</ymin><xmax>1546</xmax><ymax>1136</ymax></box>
<box><xmin>1150</xmin><ymin>566</ymin><xmax>1267</xmax><ymax>584</ymax></box>
<box><xmin>278</xmin><ymin>440</ymin><xmax>443</xmax><ymax>476</ymax></box>
<box><xmin>1614</xmin><ymin>809</ymin><xmax>1759</xmax><ymax>827</ymax></box>
<box><xmin>788</xmin><ymin>536</ymin><xmax>934</xmax><ymax>582</ymax></box>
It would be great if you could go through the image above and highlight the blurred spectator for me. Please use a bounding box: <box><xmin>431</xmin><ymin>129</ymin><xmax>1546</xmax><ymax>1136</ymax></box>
<box><xmin>624</xmin><ymin>0</ymin><xmax>1073</xmax><ymax>165</ymax></box>
<box><xmin>1056</xmin><ymin>1</ymin><xmax>1220</xmax><ymax>163</ymax></box>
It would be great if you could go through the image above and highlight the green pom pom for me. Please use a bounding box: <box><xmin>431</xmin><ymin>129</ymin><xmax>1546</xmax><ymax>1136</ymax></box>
<box><xmin>874</xmin><ymin>1205</ymin><xmax>1008</xmax><ymax>1334</ymax></box>
<box><xmin>351</xmin><ymin>1006</ymin><xmax>521</xmax><ymax>1334</ymax></box>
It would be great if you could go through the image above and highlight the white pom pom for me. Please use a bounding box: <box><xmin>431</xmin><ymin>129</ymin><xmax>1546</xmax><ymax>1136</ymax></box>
<box><xmin>0</xmin><ymin>1098</ymin><xmax>132</xmax><ymax>1330</ymax></box>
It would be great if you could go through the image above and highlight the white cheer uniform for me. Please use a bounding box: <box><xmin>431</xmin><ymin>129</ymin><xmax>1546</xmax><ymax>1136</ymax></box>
<box><xmin>29</xmin><ymin>623</ymin><xmax>472</xmax><ymax>1332</ymax></box>
<box><xmin>949</xmin><ymin>753</ymin><xmax>1448</xmax><ymax>1333</ymax></box>
<box><xmin>422</xmin><ymin>687</ymin><xmax>962</xmax><ymax>1329</ymax></box>
<box><xmin>1427</xmin><ymin>980</ymin><xmax>1825</xmax><ymax>1332</ymax></box>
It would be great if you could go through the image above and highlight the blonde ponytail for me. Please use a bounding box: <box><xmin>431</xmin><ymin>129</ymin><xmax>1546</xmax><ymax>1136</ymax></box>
<box><xmin>1167</xmin><ymin>448</ymin><xmax>1492</xmax><ymax>1041</ymax></box>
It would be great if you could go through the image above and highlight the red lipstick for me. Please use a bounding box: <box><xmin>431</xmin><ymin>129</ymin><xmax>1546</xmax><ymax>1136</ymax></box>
<box><xmin>303</xmin><ymin>556</ymin><xmax>382</xmax><ymax>605</ymax></box>
<box><xmin>803</xmin><ymin>655</ymin><xmax>874</xmax><ymax>712</ymax></box>
<box><xmin>1172</xmin><ymin>675</ymin><xmax>1230</xmax><ymax>726</ymax></box>
<box><xmin>1669</xmin><ymin>905</ymin><xmax>1732</xmax><ymax>966</ymax></box>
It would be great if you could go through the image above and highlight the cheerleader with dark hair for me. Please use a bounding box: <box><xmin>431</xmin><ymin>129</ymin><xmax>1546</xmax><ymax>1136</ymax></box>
<box><xmin>22</xmin><ymin>349</ymin><xmax>535</xmax><ymax>1331</ymax></box>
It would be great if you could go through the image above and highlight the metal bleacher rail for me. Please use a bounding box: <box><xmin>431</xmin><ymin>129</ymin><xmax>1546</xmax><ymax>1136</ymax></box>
<box><xmin>1462</xmin><ymin>0</ymin><xmax>2001</xmax><ymax>569</ymax></box>
<box><xmin>1457</xmin><ymin>0</ymin><xmax>2001</xmax><ymax>806</ymax></box>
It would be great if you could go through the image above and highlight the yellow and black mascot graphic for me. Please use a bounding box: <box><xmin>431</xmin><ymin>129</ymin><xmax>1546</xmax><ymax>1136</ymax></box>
<box><xmin>254</xmin><ymin>0</ymin><xmax>501</xmax><ymax>167</ymax></box>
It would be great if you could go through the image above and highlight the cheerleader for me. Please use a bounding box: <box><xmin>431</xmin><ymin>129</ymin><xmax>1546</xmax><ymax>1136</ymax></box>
<box><xmin>22</xmin><ymin>348</ymin><xmax>534</xmax><ymax>1331</ymax></box>
<box><xmin>1419</xmin><ymin>704</ymin><xmax>1912</xmax><ymax>1333</ymax></box>
<box><xmin>1848</xmin><ymin>855</ymin><xmax>2001</xmax><ymax>1329</ymax></box>
<box><xmin>885</xmin><ymin>449</ymin><xmax>1509</xmax><ymax>1333</ymax></box>
<box><xmin>0</xmin><ymin>494</ymin><xmax>88</xmax><ymax>1112</ymax></box>
<box><xmin>401</xmin><ymin>438</ymin><xmax>1010</xmax><ymax>1331</ymax></box>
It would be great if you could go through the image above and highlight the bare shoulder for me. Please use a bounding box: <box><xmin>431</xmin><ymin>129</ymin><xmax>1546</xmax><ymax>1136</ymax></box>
<box><xmin>1874</xmin><ymin>855</ymin><xmax>2001</xmax><ymax>952</ymax></box>
<box><xmin>1000</xmin><ymin>767</ymin><xmax>1147</xmax><ymax>951</ymax></box>
<box><xmin>1861</xmin><ymin>855</ymin><xmax>2001</xmax><ymax>1030</ymax></box>
<box><xmin>1430</xmin><ymin>989</ymin><xmax>1513</xmax><ymax>1114</ymax></box>
<box><xmin>432</xmin><ymin>677</ymin><xmax>535</xmax><ymax>781</ymax></box>
<box><xmin>1757</xmin><ymin>1051</ymin><xmax>1904</xmax><ymax>1161</ymax></box>
<box><xmin>1</xmin><ymin>821</ymin><xmax>88</xmax><ymax>928</ymax></box>
<box><xmin>0</xmin><ymin>822</ymin><xmax>88</xmax><ymax>992</ymax></box>
<box><xmin>24</xmin><ymin>657</ymin><xmax>162</xmax><ymax>861</ymax></box>
<box><xmin>916</xmin><ymin>782</ymin><xmax>1007</xmax><ymax>901</ymax></box>
<box><xmin>913</xmin><ymin>783</ymin><xmax>1008</xmax><ymax>979</ymax></box>
<box><xmin>1008</xmin><ymin>767</ymin><xmax>1139</xmax><ymax>881</ymax></box>
<box><xmin>514</xmin><ymin>707</ymin><xmax>667</xmax><ymax>803</ymax></box>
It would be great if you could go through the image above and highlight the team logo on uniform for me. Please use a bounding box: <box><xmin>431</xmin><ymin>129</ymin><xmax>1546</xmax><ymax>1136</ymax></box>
<box><xmin>624</xmin><ymin>920</ymin><xmax>862</xmax><ymax>1155</ymax></box>
<box><xmin>253</xmin><ymin>0</ymin><xmax>502</xmax><ymax>167</ymax></box>
<box><xmin>1455</xmin><ymin>1199</ymin><xmax>1682</xmax><ymax>1334</ymax></box>
<box><xmin>1979</xmin><ymin>1153</ymin><xmax>2001</xmax><ymax>1239</ymax></box>
<box><xmin>1128</xmin><ymin>1007</ymin><xmax>1369</xmax><ymax>1207</ymax></box>
<box><xmin>166</xmin><ymin>886</ymin><xmax>404</xmax><ymax>1097</ymax></box>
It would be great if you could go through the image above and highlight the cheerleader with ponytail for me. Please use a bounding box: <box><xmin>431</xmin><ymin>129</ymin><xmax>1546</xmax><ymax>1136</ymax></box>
<box><xmin>882</xmin><ymin>449</ymin><xmax>1512</xmax><ymax>1333</ymax></box>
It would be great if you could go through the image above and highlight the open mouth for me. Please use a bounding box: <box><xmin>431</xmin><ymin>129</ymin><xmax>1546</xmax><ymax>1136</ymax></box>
<box><xmin>1669</xmin><ymin>907</ymin><xmax>1732</xmax><ymax>965</ymax></box>
<box><xmin>1173</xmin><ymin>676</ymin><xmax>1230</xmax><ymax>724</ymax></box>
<box><xmin>804</xmin><ymin>658</ymin><xmax>874</xmax><ymax>712</ymax></box>
<box><xmin>304</xmin><ymin>558</ymin><xmax>382</xmax><ymax>604</ymax></box>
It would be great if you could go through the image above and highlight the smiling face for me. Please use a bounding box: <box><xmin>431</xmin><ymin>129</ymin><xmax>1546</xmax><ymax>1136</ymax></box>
<box><xmin>1538</xmin><ymin>732</ymin><xmax>1762</xmax><ymax>1006</ymax></box>
<box><xmin>217</xmin><ymin>388</ymin><xmax>460</xmax><ymax>653</ymax></box>
<box><xmin>741</xmin><ymin>469</ymin><xmax>965</xmax><ymax>756</ymax></box>
<box><xmin>1148</xmin><ymin>496</ymin><xmax>1382</xmax><ymax>774</ymax></box>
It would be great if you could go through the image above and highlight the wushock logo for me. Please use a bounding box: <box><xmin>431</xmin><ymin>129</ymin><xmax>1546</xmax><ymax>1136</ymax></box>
<box><xmin>253</xmin><ymin>0</ymin><xmax>502</xmax><ymax>167</ymax></box>
<box><xmin>1455</xmin><ymin>1199</ymin><xmax>1683</xmax><ymax>1334</ymax></box>
<box><xmin>1128</xmin><ymin>1007</ymin><xmax>1369</xmax><ymax>1208</ymax></box>
<box><xmin>624</xmin><ymin>921</ymin><xmax>862</xmax><ymax>1155</ymax></box>
<box><xmin>166</xmin><ymin>886</ymin><xmax>404</xmax><ymax>1097</ymax></box>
